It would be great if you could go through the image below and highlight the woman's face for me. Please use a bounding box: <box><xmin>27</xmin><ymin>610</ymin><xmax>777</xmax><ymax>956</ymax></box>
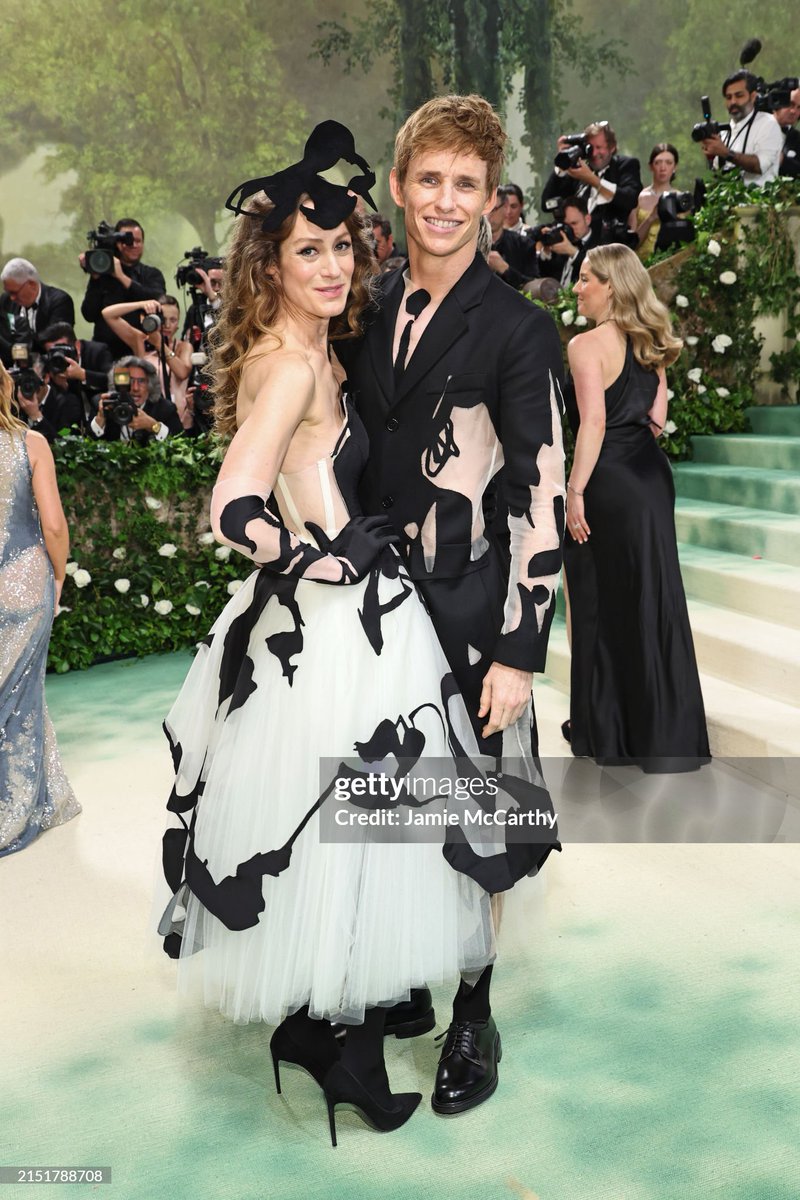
<box><xmin>503</xmin><ymin>193</ymin><xmax>523</xmax><ymax>228</ymax></box>
<box><xmin>650</xmin><ymin>151</ymin><xmax>676</xmax><ymax>187</ymax></box>
<box><xmin>161</xmin><ymin>304</ymin><xmax>180</xmax><ymax>337</ymax></box>
<box><xmin>277</xmin><ymin>211</ymin><xmax>355</xmax><ymax>320</ymax></box>
<box><xmin>573</xmin><ymin>264</ymin><xmax>612</xmax><ymax>322</ymax></box>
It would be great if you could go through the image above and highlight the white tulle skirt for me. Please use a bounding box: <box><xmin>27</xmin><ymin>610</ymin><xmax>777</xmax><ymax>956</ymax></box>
<box><xmin>162</xmin><ymin>564</ymin><xmax>496</xmax><ymax>1024</ymax></box>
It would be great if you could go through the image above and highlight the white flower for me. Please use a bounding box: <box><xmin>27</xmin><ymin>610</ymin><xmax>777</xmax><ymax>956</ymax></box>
<box><xmin>716</xmin><ymin>387</ymin><xmax>731</xmax><ymax>398</ymax></box>
<box><xmin>140</xmin><ymin>594</ymin><xmax>150</xmax><ymax>607</ymax></box>
<box><xmin>666</xmin><ymin>389</ymin><xmax>675</xmax><ymax>401</ymax></box>
<box><xmin>227</xmin><ymin>580</ymin><xmax>244</xmax><ymax>595</ymax></box>
<box><xmin>685</xmin><ymin>336</ymin><xmax>699</xmax><ymax>346</ymax></box>
<box><xmin>158</xmin><ymin>543</ymin><xmax>178</xmax><ymax>558</ymax></box>
<box><xmin>195</xmin><ymin>580</ymin><xmax>211</xmax><ymax>589</ymax></box>
<box><xmin>697</xmin><ymin>385</ymin><xmax>707</xmax><ymax>394</ymax></box>
<box><xmin>197</xmin><ymin>531</ymin><xmax>215</xmax><ymax>546</ymax></box>
<box><xmin>112</xmin><ymin>547</ymin><xmax>126</xmax><ymax>560</ymax></box>
<box><xmin>73</xmin><ymin>568</ymin><xmax>92</xmax><ymax>589</ymax></box>
<box><xmin>719</xmin><ymin>271</ymin><xmax>737</xmax><ymax>285</ymax></box>
<box><xmin>574</xmin><ymin>315</ymin><xmax>588</xmax><ymax>327</ymax></box>
<box><xmin>114</xmin><ymin>578</ymin><xmax>131</xmax><ymax>594</ymax></box>
<box><xmin>687</xmin><ymin>367</ymin><xmax>703</xmax><ymax>383</ymax></box>
<box><xmin>185</xmin><ymin>604</ymin><xmax>201</xmax><ymax>616</ymax></box>
<box><xmin>154</xmin><ymin>599</ymin><xmax>173</xmax><ymax>615</ymax></box>
<box><xmin>65</xmin><ymin>561</ymin><xmax>78</xmax><ymax>576</ymax></box>
<box><xmin>664</xmin><ymin>420</ymin><xmax>677</xmax><ymax>435</ymax></box>
<box><xmin>560</xmin><ymin>310</ymin><xmax>575</xmax><ymax>326</ymax></box>
<box><xmin>712</xmin><ymin>334</ymin><xmax>733</xmax><ymax>354</ymax></box>
<box><xmin>215</xmin><ymin>545</ymin><xmax>231</xmax><ymax>561</ymax></box>
<box><xmin>707</xmin><ymin>239</ymin><xmax>722</xmax><ymax>257</ymax></box>
<box><xmin>675</xmin><ymin>294</ymin><xmax>689</xmax><ymax>308</ymax></box>
<box><xmin>145</xmin><ymin>496</ymin><xmax>163</xmax><ymax>511</ymax></box>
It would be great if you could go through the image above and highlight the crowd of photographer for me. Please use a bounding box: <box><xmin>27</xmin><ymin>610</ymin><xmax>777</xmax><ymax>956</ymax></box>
<box><xmin>1</xmin><ymin>43</ymin><xmax>797</xmax><ymax>441</ymax></box>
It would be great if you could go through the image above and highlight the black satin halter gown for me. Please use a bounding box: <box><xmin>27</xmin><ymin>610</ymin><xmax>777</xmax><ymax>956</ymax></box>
<box><xmin>563</xmin><ymin>338</ymin><xmax>710</xmax><ymax>772</ymax></box>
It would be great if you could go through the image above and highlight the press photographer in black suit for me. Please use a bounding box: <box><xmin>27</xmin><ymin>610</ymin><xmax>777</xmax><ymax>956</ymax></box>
<box><xmin>486</xmin><ymin>184</ymin><xmax>540</xmax><ymax>290</ymax></box>
<box><xmin>39</xmin><ymin>322</ymin><xmax>113</xmax><ymax>434</ymax></box>
<box><xmin>541</xmin><ymin>122</ymin><xmax>641</xmax><ymax>239</ymax></box>
<box><xmin>776</xmin><ymin>93</ymin><xmax>800</xmax><ymax>178</ymax></box>
<box><xmin>80</xmin><ymin>219</ymin><xmax>166</xmax><ymax>359</ymax></box>
<box><xmin>536</xmin><ymin>195</ymin><xmax>598</xmax><ymax>289</ymax></box>
<box><xmin>90</xmin><ymin>356</ymin><xmax>181</xmax><ymax>443</ymax></box>
<box><xmin>0</xmin><ymin>258</ymin><xmax>75</xmax><ymax>366</ymax></box>
<box><xmin>11</xmin><ymin>361</ymin><xmax>81</xmax><ymax>443</ymax></box>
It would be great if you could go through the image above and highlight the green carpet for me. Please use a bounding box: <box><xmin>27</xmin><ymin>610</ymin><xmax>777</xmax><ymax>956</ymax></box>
<box><xmin>1</xmin><ymin>654</ymin><xmax>797</xmax><ymax>1200</ymax></box>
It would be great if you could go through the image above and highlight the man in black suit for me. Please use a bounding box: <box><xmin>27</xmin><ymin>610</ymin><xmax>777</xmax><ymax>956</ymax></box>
<box><xmin>39</xmin><ymin>322</ymin><xmax>114</xmax><ymax>435</ymax></box>
<box><xmin>541</xmin><ymin>121</ymin><xmax>641</xmax><ymax>239</ymax></box>
<box><xmin>337</xmin><ymin>95</ymin><xmax>565</xmax><ymax>1117</ymax></box>
<box><xmin>537</xmin><ymin>194</ymin><xmax>598</xmax><ymax>289</ymax></box>
<box><xmin>12</xmin><ymin>368</ymin><xmax>81</xmax><ymax>443</ymax></box>
<box><xmin>0</xmin><ymin>258</ymin><xmax>75</xmax><ymax>366</ymax></box>
<box><xmin>90</xmin><ymin>356</ymin><xmax>182</xmax><ymax>443</ymax></box>
<box><xmin>486</xmin><ymin>184</ymin><xmax>540</xmax><ymax>290</ymax></box>
<box><xmin>80</xmin><ymin>219</ymin><xmax>166</xmax><ymax>359</ymax></box>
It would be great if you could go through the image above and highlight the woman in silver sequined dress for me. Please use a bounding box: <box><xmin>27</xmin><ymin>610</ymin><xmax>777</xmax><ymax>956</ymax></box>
<box><xmin>0</xmin><ymin>364</ymin><xmax>79</xmax><ymax>856</ymax></box>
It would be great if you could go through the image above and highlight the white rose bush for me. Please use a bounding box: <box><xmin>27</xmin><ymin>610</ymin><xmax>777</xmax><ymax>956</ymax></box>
<box><xmin>46</xmin><ymin>435</ymin><xmax>242</xmax><ymax>672</ymax></box>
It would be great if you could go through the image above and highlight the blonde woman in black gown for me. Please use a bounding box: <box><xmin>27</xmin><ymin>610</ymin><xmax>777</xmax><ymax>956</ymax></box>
<box><xmin>563</xmin><ymin>244</ymin><xmax>710</xmax><ymax>771</ymax></box>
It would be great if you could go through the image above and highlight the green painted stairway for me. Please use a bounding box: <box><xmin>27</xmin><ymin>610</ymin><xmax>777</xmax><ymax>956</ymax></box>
<box><xmin>543</xmin><ymin>405</ymin><xmax>800</xmax><ymax>758</ymax></box>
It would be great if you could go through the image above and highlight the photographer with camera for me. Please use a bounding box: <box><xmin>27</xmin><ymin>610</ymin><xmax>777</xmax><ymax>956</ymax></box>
<box><xmin>533</xmin><ymin>195</ymin><xmax>598</xmax><ymax>288</ymax></box>
<box><xmin>541</xmin><ymin>122</ymin><xmax>642</xmax><ymax>240</ymax></box>
<box><xmin>486</xmin><ymin>186</ymin><xmax>540</xmax><ymax>290</ymax></box>
<box><xmin>90</xmin><ymin>356</ymin><xmax>181</xmax><ymax>444</ymax></box>
<box><xmin>178</xmin><ymin>248</ymin><xmax>225</xmax><ymax>342</ymax></box>
<box><xmin>10</xmin><ymin>356</ymin><xmax>80</xmax><ymax>443</ymax></box>
<box><xmin>699</xmin><ymin>71</ymin><xmax>783</xmax><ymax>185</ymax></box>
<box><xmin>80</xmin><ymin>219</ymin><xmax>166</xmax><ymax>359</ymax></box>
<box><xmin>38</xmin><ymin>323</ymin><xmax>114</xmax><ymax>435</ymax></box>
<box><xmin>775</xmin><ymin>93</ymin><xmax>800</xmax><ymax>178</ymax></box>
<box><xmin>100</xmin><ymin>295</ymin><xmax>193</xmax><ymax>429</ymax></box>
<box><xmin>1</xmin><ymin>259</ymin><xmax>75</xmax><ymax>367</ymax></box>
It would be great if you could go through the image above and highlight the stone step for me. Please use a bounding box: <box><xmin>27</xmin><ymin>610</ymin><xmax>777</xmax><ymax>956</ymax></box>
<box><xmin>745</xmin><ymin>405</ymin><xmax>800</xmax><ymax>436</ymax></box>
<box><xmin>542</xmin><ymin>620</ymin><xmax>800</xmax><ymax>759</ymax></box>
<box><xmin>685</xmin><ymin>599</ymin><xmax>800</xmax><ymax>707</ymax></box>
<box><xmin>691</xmin><ymin>435</ymin><xmax>800</xmax><ymax>471</ymax></box>
<box><xmin>674</xmin><ymin>499</ymin><xmax>800</xmax><ymax>567</ymax></box>
<box><xmin>673</xmin><ymin>463</ymin><xmax>800</xmax><ymax>517</ymax></box>
<box><xmin>676</xmin><ymin>542</ymin><xmax>800</xmax><ymax>629</ymax></box>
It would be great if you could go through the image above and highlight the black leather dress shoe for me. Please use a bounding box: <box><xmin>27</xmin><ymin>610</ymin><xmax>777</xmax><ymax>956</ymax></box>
<box><xmin>431</xmin><ymin>1016</ymin><xmax>501</xmax><ymax>1115</ymax></box>
<box><xmin>332</xmin><ymin>987</ymin><xmax>435</xmax><ymax>1043</ymax></box>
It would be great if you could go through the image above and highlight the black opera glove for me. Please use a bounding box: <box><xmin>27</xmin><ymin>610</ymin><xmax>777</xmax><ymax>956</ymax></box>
<box><xmin>304</xmin><ymin>515</ymin><xmax>399</xmax><ymax>584</ymax></box>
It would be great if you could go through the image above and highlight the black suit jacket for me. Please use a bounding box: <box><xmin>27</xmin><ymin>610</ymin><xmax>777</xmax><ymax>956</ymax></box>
<box><xmin>780</xmin><ymin>126</ymin><xmax>800</xmax><ymax>177</ymax></box>
<box><xmin>0</xmin><ymin>283</ymin><xmax>76</xmax><ymax>365</ymax></box>
<box><xmin>338</xmin><ymin>254</ymin><xmax>565</xmax><ymax>691</ymax></box>
<box><xmin>491</xmin><ymin>228</ymin><xmax>540</xmax><ymax>290</ymax></box>
<box><xmin>541</xmin><ymin>153</ymin><xmax>642</xmax><ymax>234</ymax></box>
<box><xmin>81</xmin><ymin>261</ymin><xmax>167</xmax><ymax>358</ymax></box>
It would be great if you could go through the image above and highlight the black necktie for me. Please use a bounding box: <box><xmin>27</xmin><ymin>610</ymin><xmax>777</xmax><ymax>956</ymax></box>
<box><xmin>393</xmin><ymin>288</ymin><xmax>431</xmax><ymax>387</ymax></box>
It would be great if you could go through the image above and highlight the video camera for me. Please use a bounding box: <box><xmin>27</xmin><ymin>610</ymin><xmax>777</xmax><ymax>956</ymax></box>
<box><xmin>528</xmin><ymin>222</ymin><xmax>578</xmax><ymax>248</ymax></box>
<box><xmin>554</xmin><ymin>135</ymin><xmax>593</xmax><ymax>171</ymax></box>
<box><xmin>691</xmin><ymin>96</ymin><xmax>731</xmax><ymax>144</ymax></box>
<box><xmin>739</xmin><ymin>38</ymin><xmax>799</xmax><ymax>112</ymax></box>
<box><xmin>84</xmin><ymin>221</ymin><xmax>135</xmax><ymax>275</ymax></box>
<box><xmin>176</xmin><ymin>247</ymin><xmax>225</xmax><ymax>290</ymax></box>
<box><xmin>103</xmin><ymin>366</ymin><xmax>137</xmax><ymax>426</ymax></box>
<box><xmin>654</xmin><ymin>180</ymin><xmax>706</xmax><ymax>250</ymax></box>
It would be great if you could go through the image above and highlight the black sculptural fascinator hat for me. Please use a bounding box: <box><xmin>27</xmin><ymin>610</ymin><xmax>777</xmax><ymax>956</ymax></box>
<box><xmin>224</xmin><ymin>121</ymin><xmax>378</xmax><ymax>232</ymax></box>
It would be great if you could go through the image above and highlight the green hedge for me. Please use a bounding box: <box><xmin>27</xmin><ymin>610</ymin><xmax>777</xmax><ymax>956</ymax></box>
<box><xmin>49</xmin><ymin>435</ymin><xmax>244</xmax><ymax>672</ymax></box>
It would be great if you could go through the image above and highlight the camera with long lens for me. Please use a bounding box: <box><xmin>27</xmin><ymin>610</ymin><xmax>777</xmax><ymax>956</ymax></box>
<box><xmin>11</xmin><ymin>366</ymin><xmax>41</xmax><ymax>401</ymax></box>
<box><xmin>43</xmin><ymin>345</ymin><xmax>78</xmax><ymax>376</ymax></box>
<box><xmin>691</xmin><ymin>96</ymin><xmax>731</xmax><ymax>144</ymax></box>
<box><xmin>528</xmin><ymin>222</ymin><xmax>578</xmax><ymax>248</ymax></box>
<box><xmin>141</xmin><ymin>311</ymin><xmax>162</xmax><ymax>334</ymax></box>
<box><xmin>554</xmin><ymin>135</ymin><xmax>593</xmax><ymax>170</ymax></box>
<box><xmin>188</xmin><ymin>350</ymin><xmax>215</xmax><ymax>431</ymax></box>
<box><xmin>103</xmin><ymin>366</ymin><xmax>137</xmax><ymax>425</ymax></box>
<box><xmin>176</xmin><ymin>247</ymin><xmax>225</xmax><ymax>289</ymax></box>
<box><xmin>84</xmin><ymin>221</ymin><xmax>135</xmax><ymax>275</ymax></box>
<box><xmin>655</xmin><ymin>186</ymin><xmax>702</xmax><ymax>251</ymax></box>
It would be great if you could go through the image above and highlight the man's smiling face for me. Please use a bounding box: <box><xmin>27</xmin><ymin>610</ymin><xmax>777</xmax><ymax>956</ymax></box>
<box><xmin>390</xmin><ymin>149</ymin><xmax>495</xmax><ymax>261</ymax></box>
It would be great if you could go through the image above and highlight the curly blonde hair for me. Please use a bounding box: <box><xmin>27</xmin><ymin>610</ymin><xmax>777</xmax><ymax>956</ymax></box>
<box><xmin>0</xmin><ymin>364</ymin><xmax>27</xmax><ymax>434</ymax></box>
<box><xmin>211</xmin><ymin>197</ymin><xmax>377</xmax><ymax>438</ymax></box>
<box><xmin>585</xmin><ymin>244</ymin><xmax>683</xmax><ymax>369</ymax></box>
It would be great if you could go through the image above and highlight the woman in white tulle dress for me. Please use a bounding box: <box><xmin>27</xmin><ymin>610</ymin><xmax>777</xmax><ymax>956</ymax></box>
<box><xmin>158</xmin><ymin>125</ymin><xmax>510</xmax><ymax>1145</ymax></box>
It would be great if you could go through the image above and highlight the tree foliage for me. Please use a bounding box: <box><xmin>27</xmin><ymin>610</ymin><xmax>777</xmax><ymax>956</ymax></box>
<box><xmin>0</xmin><ymin>0</ymin><xmax>308</xmax><ymax>251</ymax></box>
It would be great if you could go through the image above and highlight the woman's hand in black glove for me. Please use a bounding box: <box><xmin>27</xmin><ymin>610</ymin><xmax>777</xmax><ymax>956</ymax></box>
<box><xmin>305</xmin><ymin>515</ymin><xmax>399</xmax><ymax>583</ymax></box>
